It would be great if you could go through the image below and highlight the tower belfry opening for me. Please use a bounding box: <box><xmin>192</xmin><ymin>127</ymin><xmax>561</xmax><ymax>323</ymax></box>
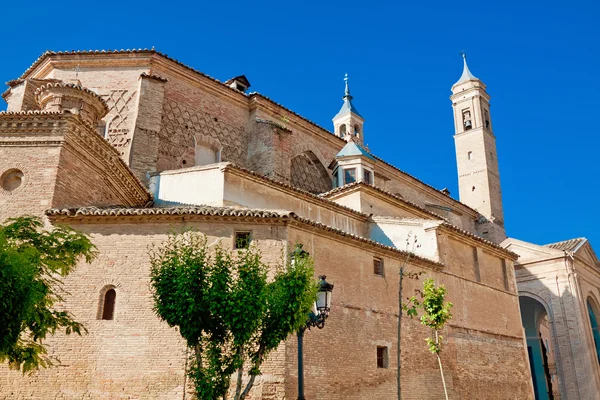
<box><xmin>332</xmin><ymin>74</ymin><xmax>365</xmax><ymax>145</ymax></box>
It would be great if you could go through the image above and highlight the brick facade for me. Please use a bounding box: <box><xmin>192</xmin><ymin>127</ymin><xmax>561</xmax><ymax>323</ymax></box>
<box><xmin>0</xmin><ymin>49</ymin><xmax>538</xmax><ymax>399</ymax></box>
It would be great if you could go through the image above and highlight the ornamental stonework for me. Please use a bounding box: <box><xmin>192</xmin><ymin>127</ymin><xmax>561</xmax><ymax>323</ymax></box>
<box><xmin>157</xmin><ymin>99</ymin><xmax>246</xmax><ymax>171</ymax></box>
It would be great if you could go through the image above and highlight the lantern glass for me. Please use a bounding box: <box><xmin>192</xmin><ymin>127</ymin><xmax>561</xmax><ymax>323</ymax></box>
<box><xmin>317</xmin><ymin>290</ymin><xmax>328</xmax><ymax>311</ymax></box>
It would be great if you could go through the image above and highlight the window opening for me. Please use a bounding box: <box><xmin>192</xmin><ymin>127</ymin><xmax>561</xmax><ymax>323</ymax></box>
<box><xmin>373</xmin><ymin>258</ymin><xmax>384</xmax><ymax>276</ymax></box>
<box><xmin>344</xmin><ymin>168</ymin><xmax>356</xmax><ymax>184</ymax></box>
<box><xmin>363</xmin><ymin>169</ymin><xmax>372</xmax><ymax>185</ymax></box>
<box><xmin>234</xmin><ymin>231</ymin><xmax>251</xmax><ymax>249</ymax></box>
<box><xmin>101</xmin><ymin>289</ymin><xmax>116</xmax><ymax>320</ymax></box>
<box><xmin>462</xmin><ymin>109</ymin><xmax>472</xmax><ymax>130</ymax></box>
<box><xmin>377</xmin><ymin>346</ymin><xmax>388</xmax><ymax>368</ymax></box>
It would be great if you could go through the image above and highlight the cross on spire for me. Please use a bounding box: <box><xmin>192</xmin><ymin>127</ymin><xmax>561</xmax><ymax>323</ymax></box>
<box><xmin>343</xmin><ymin>73</ymin><xmax>352</xmax><ymax>99</ymax></box>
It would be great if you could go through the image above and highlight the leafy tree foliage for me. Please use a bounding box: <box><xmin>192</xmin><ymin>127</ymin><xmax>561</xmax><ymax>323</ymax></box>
<box><xmin>404</xmin><ymin>278</ymin><xmax>453</xmax><ymax>400</ymax></box>
<box><xmin>0</xmin><ymin>216</ymin><xmax>96</xmax><ymax>373</ymax></box>
<box><xmin>149</xmin><ymin>231</ymin><xmax>317</xmax><ymax>400</ymax></box>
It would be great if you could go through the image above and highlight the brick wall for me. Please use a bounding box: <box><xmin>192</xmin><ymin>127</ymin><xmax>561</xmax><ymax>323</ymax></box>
<box><xmin>0</xmin><ymin>216</ymin><xmax>532</xmax><ymax>399</ymax></box>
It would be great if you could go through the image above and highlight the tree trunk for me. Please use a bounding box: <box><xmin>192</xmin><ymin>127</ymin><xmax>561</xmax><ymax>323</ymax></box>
<box><xmin>397</xmin><ymin>266</ymin><xmax>404</xmax><ymax>400</ymax></box>
<box><xmin>234</xmin><ymin>362</ymin><xmax>244</xmax><ymax>400</ymax></box>
<box><xmin>435</xmin><ymin>331</ymin><xmax>449</xmax><ymax>400</ymax></box>
<box><xmin>239</xmin><ymin>345</ymin><xmax>265</xmax><ymax>400</ymax></box>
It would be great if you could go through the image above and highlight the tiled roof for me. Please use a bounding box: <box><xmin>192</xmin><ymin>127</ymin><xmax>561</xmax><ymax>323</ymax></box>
<box><xmin>46</xmin><ymin>205</ymin><xmax>445</xmax><ymax>270</ymax></box>
<box><xmin>34</xmin><ymin>82</ymin><xmax>109</xmax><ymax>114</ymax></box>
<box><xmin>440</xmin><ymin>222</ymin><xmax>517</xmax><ymax>258</ymax></box>
<box><xmin>336</xmin><ymin>142</ymin><xmax>374</xmax><ymax>160</ymax></box>
<box><xmin>320</xmin><ymin>182</ymin><xmax>515</xmax><ymax>258</ymax></box>
<box><xmin>140</xmin><ymin>72</ymin><xmax>168</xmax><ymax>82</ymax></box>
<box><xmin>320</xmin><ymin>181</ymin><xmax>445</xmax><ymax>220</ymax></box>
<box><xmin>46</xmin><ymin>205</ymin><xmax>286</xmax><ymax>219</ymax></box>
<box><xmin>544</xmin><ymin>238</ymin><xmax>587</xmax><ymax>253</ymax></box>
<box><xmin>221</xmin><ymin>163</ymin><xmax>369</xmax><ymax>219</ymax></box>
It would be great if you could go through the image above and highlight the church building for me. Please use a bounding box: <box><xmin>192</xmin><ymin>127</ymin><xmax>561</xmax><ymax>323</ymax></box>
<box><xmin>0</xmin><ymin>48</ymin><xmax>595</xmax><ymax>399</ymax></box>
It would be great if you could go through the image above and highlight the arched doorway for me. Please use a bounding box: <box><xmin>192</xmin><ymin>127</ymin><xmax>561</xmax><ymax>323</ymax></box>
<box><xmin>520</xmin><ymin>296</ymin><xmax>559</xmax><ymax>400</ymax></box>
<box><xmin>587</xmin><ymin>297</ymin><xmax>600</xmax><ymax>364</ymax></box>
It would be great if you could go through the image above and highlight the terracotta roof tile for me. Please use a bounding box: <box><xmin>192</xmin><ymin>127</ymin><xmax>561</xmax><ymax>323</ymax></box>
<box><xmin>46</xmin><ymin>205</ymin><xmax>286</xmax><ymax>218</ymax></box>
<box><xmin>140</xmin><ymin>72</ymin><xmax>168</xmax><ymax>82</ymax></box>
<box><xmin>320</xmin><ymin>181</ymin><xmax>446</xmax><ymax>220</ymax></box>
<box><xmin>544</xmin><ymin>238</ymin><xmax>587</xmax><ymax>252</ymax></box>
<box><xmin>34</xmin><ymin>82</ymin><xmax>109</xmax><ymax>114</ymax></box>
<box><xmin>221</xmin><ymin>163</ymin><xmax>369</xmax><ymax>219</ymax></box>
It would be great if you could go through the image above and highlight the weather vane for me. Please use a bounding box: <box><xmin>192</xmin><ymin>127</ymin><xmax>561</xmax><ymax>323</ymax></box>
<box><xmin>459</xmin><ymin>50</ymin><xmax>467</xmax><ymax>59</ymax></box>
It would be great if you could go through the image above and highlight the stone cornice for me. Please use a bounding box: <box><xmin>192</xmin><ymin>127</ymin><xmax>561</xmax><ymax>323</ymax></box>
<box><xmin>60</xmin><ymin>117</ymin><xmax>152</xmax><ymax>206</ymax></box>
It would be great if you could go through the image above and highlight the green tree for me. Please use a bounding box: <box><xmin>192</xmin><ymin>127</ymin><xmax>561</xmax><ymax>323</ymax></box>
<box><xmin>0</xmin><ymin>216</ymin><xmax>96</xmax><ymax>373</ymax></box>
<box><xmin>149</xmin><ymin>231</ymin><xmax>317</xmax><ymax>400</ymax></box>
<box><xmin>404</xmin><ymin>278</ymin><xmax>453</xmax><ymax>400</ymax></box>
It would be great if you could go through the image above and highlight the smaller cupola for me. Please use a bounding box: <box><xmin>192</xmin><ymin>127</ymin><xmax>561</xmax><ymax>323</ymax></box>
<box><xmin>225</xmin><ymin>75</ymin><xmax>251</xmax><ymax>92</ymax></box>
<box><xmin>332</xmin><ymin>74</ymin><xmax>365</xmax><ymax>145</ymax></box>
<box><xmin>329</xmin><ymin>141</ymin><xmax>375</xmax><ymax>188</ymax></box>
<box><xmin>34</xmin><ymin>82</ymin><xmax>109</xmax><ymax>126</ymax></box>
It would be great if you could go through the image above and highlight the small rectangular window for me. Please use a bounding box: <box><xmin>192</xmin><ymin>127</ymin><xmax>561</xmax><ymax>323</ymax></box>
<box><xmin>363</xmin><ymin>169</ymin><xmax>372</xmax><ymax>185</ymax></box>
<box><xmin>373</xmin><ymin>257</ymin><xmax>384</xmax><ymax>276</ymax></box>
<box><xmin>234</xmin><ymin>231</ymin><xmax>251</xmax><ymax>249</ymax></box>
<box><xmin>377</xmin><ymin>346</ymin><xmax>388</xmax><ymax>368</ymax></box>
<box><xmin>344</xmin><ymin>168</ymin><xmax>356</xmax><ymax>184</ymax></box>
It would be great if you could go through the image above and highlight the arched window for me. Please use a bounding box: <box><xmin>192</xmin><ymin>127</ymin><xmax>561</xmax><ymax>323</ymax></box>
<box><xmin>468</xmin><ymin>151</ymin><xmax>473</xmax><ymax>160</ymax></box>
<box><xmin>519</xmin><ymin>296</ymin><xmax>558</xmax><ymax>399</ymax></box>
<box><xmin>194</xmin><ymin>135</ymin><xmax>222</xmax><ymax>166</ymax></box>
<box><xmin>99</xmin><ymin>288</ymin><xmax>116</xmax><ymax>320</ymax></box>
<box><xmin>354</xmin><ymin>124</ymin><xmax>361</xmax><ymax>137</ymax></box>
<box><xmin>339</xmin><ymin>124</ymin><xmax>347</xmax><ymax>137</ymax></box>
<box><xmin>588</xmin><ymin>299</ymin><xmax>600</xmax><ymax>363</ymax></box>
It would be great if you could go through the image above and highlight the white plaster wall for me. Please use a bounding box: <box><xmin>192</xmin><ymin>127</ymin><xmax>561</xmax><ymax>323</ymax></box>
<box><xmin>149</xmin><ymin>164</ymin><xmax>225</xmax><ymax>206</ymax></box>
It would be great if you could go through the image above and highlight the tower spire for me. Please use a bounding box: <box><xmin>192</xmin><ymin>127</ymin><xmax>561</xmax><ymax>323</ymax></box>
<box><xmin>455</xmin><ymin>52</ymin><xmax>478</xmax><ymax>86</ymax></box>
<box><xmin>344</xmin><ymin>73</ymin><xmax>352</xmax><ymax>99</ymax></box>
<box><xmin>332</xmin><ymin>73</ymin><xmax>364</xmax><ymax>144</ymax></box>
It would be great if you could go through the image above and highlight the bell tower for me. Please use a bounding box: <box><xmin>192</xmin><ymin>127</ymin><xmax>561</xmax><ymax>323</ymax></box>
<box><xmin>451</xmin><ymin>54</ymin><xmax>505</xmax><ymax>240</ymax></box>
<box><xmin>333</xmin><ymin>74</ymin><xmax>364</xmax><ymax>144</ymax></box>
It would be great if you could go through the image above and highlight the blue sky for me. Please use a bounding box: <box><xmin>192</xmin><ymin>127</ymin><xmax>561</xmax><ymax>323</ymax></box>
<box><xmin>1</xmin><ymin>1</ymin><xmax>598</xmax><ymax>248</ymax></box>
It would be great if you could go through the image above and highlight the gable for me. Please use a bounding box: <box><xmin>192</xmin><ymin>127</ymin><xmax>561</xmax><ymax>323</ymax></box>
<box><xmin>576</xmin><ymin>242</ymin><xmax>600</xmax><ymax>269</ymax></box>
<box><xmin>502</xmin><ymin>238</ymin><xmax>563</xmax><ymax>264</ymax></box>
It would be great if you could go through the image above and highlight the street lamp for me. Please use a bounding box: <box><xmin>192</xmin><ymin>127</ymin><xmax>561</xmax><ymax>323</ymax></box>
<box><xmin>291</xmin><ymin>244</ymin><xmax>334</xmax><ymax>400</ymax></box>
